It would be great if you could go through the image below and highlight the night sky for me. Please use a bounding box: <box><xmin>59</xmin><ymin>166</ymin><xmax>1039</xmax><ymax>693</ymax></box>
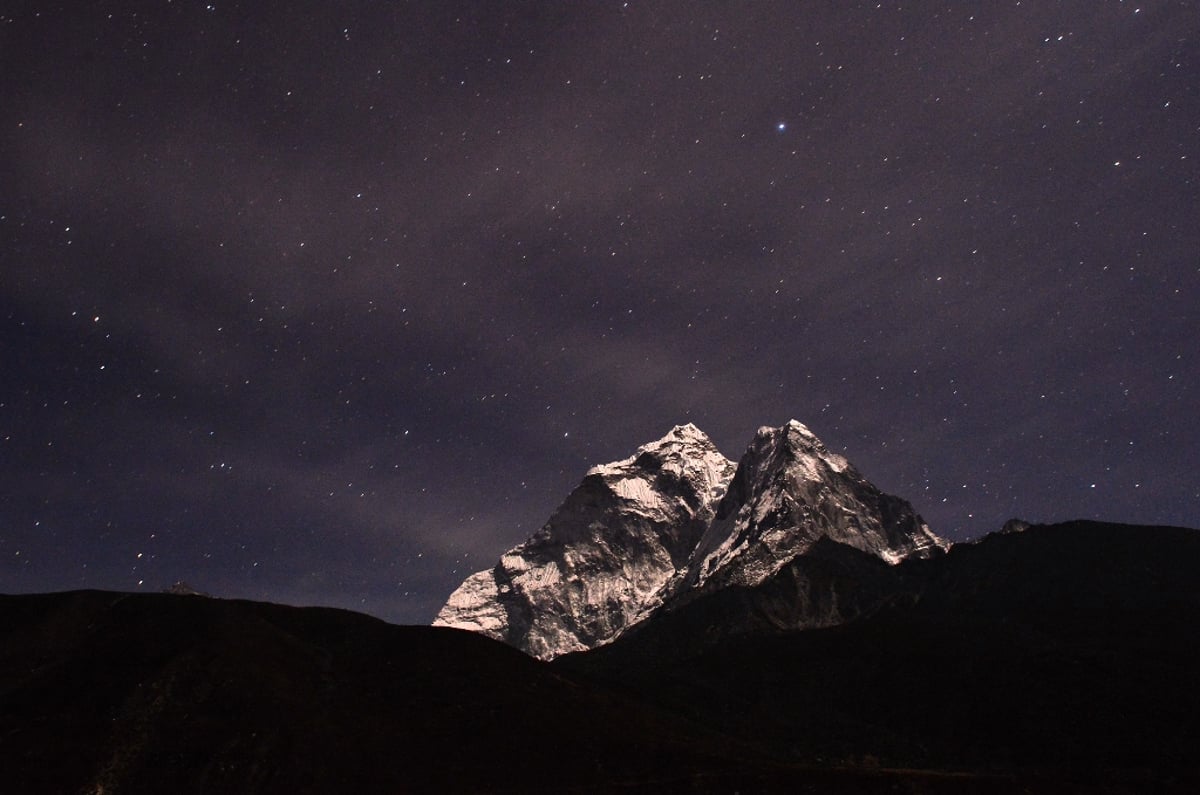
<box><xmin>3</xmin><ymin>1</ymin><xmax>1197</xmax><ymax>625</ymax></box>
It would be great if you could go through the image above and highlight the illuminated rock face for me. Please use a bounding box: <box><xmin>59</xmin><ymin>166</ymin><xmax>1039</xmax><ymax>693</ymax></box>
<box><xmin>435</xmin><ymin>420</ymin><xmax>948</xmax><ymax>660</ymax></box>
<box><xmin>676</xmin><ymin>421</ymin><xmax>948</xmax><ymax>600</ymax></box>
<box><xmin>434</xmin><ymin>424</ymin><xmax>735</xmax><ymax>660</ymax></box>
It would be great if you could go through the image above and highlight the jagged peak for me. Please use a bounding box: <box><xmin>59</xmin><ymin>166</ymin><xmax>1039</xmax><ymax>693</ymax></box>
<box><xmin>653</xmin><ymin>422</ymin><xmax>719</xmax><ymax>451</ymax></box>
<box><xmin>782</xmin><ymin>418</ymin><xmax>817</xmax><ymax>436</ymax></box>
<box><xmin>669</xmin><ymin>421</ymin><xmax>707</xmax><ymax>438</ymax></box>
<box><xmin>586</xmin><ymin>423</ymin><xmax>729</xmax><ymax>480</ymax></box>
<box><xmin>745</xmin><ymin>419</ymin><xmax>851</xmax><ymax>475</ymax></box>
<box><xmin>753</xmin><ymin>419</ymin><xmax>816</xmax><ymax>438</ymax></box>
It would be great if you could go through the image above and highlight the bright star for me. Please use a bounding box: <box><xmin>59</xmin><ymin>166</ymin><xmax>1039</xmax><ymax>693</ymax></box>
<box><xmin>777</xmin><ymin>122</ymin><xmax>786</xmax><ymax>132</ymax></box>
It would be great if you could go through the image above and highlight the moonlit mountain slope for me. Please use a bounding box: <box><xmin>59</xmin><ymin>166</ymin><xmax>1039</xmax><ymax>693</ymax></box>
<box><xmin>437</xmin><ymin>421</ymin><xmax>947</xmax><ymax>659</ymax></box>
<box><xmin>434</xmin><ymin>424</ymin><xmax>735</xmax><ymax>659</ymax></box>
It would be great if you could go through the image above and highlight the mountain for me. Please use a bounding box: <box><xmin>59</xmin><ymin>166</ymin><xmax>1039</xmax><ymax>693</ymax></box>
<box><xmin>434</xmin><ymin>423</ymin><xmax>736</xmax><ymax>659</ymax></box>
<box><xmin>436</xmin><ymin>420</ymin><xmax>947</xmax><ymax>659</ymax></box>
<box><xmin>671</xmin><ymin>420</ymin><xmax>947</xmax><ymax>596</ymax></box>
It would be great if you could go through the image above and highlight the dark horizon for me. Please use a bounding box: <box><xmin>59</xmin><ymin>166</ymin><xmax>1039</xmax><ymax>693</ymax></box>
<box><xmin>3</xmin><ymin>2</ymin><xmax>1197</xmax><ymax>625</ymax></box>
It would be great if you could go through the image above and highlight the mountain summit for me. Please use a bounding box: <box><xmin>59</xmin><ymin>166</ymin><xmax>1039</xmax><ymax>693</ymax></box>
<box><xmin>435</xmin><ymin>421</ymin><xmax>947</xmax><ymax>659</ymax></box>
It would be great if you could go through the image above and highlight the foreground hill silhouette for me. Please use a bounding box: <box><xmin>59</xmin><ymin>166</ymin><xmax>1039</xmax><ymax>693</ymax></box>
<box><xmin>558</xmin><ymin>521</ymin><xmax>1200</xmax><ymax>786</ymax></box>
<box><xmin>0</xmin><ymin>590</ymin><xmax>780</xmax><ymax>792</ymax></box>
<box><xmin>2</xmin><ymin>520</ymin><xmax>1199</xmax><ymax>793</ymax></box>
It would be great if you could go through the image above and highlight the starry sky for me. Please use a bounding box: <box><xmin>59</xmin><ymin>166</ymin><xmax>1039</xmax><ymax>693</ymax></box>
<box><xmin>2</xmin><ymin>1</ymin><xmax>1197</xmax><ymax>625</ymax></box>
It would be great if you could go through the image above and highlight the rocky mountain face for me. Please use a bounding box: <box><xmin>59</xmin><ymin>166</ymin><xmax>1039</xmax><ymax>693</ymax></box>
<box><xmin>673</xmin><ymin>421</ymin><xmax>947</xmax><ymax>598</ymax></box>
<box><xmin>435</xmin><ymin>420</ymin><xmax>948</xmax><ymax>659</ymax></box>
<box><xmin>433</xmin><ymin>423</ymin><xmax>736</xmax><ymax>660</ymax></box>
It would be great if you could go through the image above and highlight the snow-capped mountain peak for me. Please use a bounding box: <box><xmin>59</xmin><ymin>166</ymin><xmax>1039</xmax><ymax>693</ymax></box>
<box><xmin>435</xmin><ymin>420</ymin><xmax>948</xmax><ymax>659</ymax></box>
<box><xmin>586</xmin><ymin>423</ymin><xmax>731</xmax><ymax>505</ymax></box>
<box><xmin>434</xmin><ymin>424</ymin><xmax>736</xmax><ymax>659</ymax></box>
<box><xmin>677</xmin><ymin>420</ymin><xmax>946</xmax><ymax>596</ymax></box>
<box><xmin>778</xmin><ymin>419</ymin><xmax>851</xmax><ymax>472</ymax></box>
